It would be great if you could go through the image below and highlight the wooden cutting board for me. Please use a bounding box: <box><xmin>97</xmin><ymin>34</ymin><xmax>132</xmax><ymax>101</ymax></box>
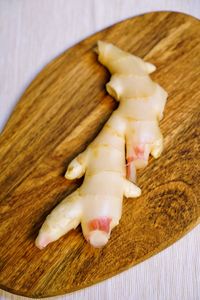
<box><xmin>0</xmin><ymin>11</ymin><xmax>200</xmax><ymax>298</ymax></box>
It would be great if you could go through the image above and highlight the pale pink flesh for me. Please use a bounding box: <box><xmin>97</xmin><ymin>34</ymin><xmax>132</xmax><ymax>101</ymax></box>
<box><xmin>88</xmin><ymin>217</ymin><xmax>112</xmax><ymax>233</ymax></box>
<box><xmin>126</xmin><ymin>143</ymin><xmax>150</xmax><ymax>181</ymax></box>
<box><xmin>35</xmin><ymin>235</ymin><xmax>51</xmax><ymax>250</ymax></box>
<box><xmin>87</xmin><ymin>217</ymin><xmax>112</xmax><ymax>247</ymax></box>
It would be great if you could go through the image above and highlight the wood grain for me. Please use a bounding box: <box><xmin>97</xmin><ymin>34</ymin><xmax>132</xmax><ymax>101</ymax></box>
<box><xmin>0</xmin><ymin>12</ymin><xmax>200</xmax><ymax>298</ymax></box>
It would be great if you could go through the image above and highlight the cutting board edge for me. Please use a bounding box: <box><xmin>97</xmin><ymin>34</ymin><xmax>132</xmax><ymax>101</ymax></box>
<box><xmin>2</xmin><ymin>9</ymin><xmax>199</xmax><ymax>136</ymax></box>
<box><xmin>1</xmin><ymin>218</ymin><xmax>199</xmax><ymax>298</ymax></box>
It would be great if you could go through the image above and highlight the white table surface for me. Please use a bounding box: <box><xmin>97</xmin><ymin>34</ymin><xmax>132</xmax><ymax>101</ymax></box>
<box><xmin>0</xmin><ymin>1</ymin><xmax>199</xmax><ymax>299</ymax></box>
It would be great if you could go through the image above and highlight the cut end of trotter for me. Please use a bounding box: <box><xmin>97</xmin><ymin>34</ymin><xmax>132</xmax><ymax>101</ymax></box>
<box><xmin>86</xmin><ymin>217</ymin><xmax>112</xmax><ymax>247</ymax></box>
<box><xmin>88</xmin><ymin>230</ymin><xmax>110</xmax><ymax>248</ymax></box>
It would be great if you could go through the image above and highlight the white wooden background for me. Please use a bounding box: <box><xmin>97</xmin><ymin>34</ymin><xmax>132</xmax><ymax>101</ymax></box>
<box><xmin>0</xmin><ymin>1</ymin><xmax>199</xmax><ymax>300</ymax></box>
